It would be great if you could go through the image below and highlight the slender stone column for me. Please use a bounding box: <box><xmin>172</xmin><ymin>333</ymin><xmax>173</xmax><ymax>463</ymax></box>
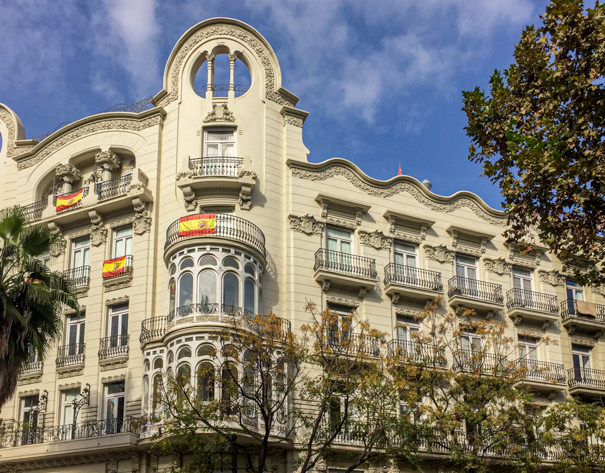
<box><xmin>228</xmin><ymin>53</ymin><xmax>237</xmax><ymax>99</ymax></box>
<box><xmin>55</xmin><ymin>164</ymin><xmax>81</xmax><ymax>193</ymax></box>
<box><xmin>206</xmin><ymin>53</ymin><xmax>215</xmax><ymax>98</ymax></box>
<box><xmin>94</xmin><ymin>150</ymin><xmax>121</xmax><ymax>181</ymax></box>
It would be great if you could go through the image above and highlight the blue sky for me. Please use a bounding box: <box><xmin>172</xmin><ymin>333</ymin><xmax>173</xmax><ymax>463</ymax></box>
<box><xmin>0</xmin><ymin>0</ymin><xmax>550</xmax><ymax>209</ymax></box>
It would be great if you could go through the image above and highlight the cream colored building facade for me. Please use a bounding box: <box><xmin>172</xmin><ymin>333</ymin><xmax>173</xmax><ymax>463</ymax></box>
<box><xmin>0</xmin><ymin>17</ymin><xmax>604</xmax><ymax>473</ymax></box>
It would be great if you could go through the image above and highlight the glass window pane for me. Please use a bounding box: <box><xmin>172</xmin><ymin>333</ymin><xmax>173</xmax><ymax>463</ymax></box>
<box><xmin>244</xmin><ymin>279</ymin><xmax>255</xmax><ymax>315</ymax></box>
<box><xmin>198</xmin><ymin>270</ymin><xmax>217</xmax><ymax>306</ymax></box>
<box><xmin>179</xmin><ymin>273</ymin><xmax>193</xmax><ymax>307</ymax></box>
<box><xmin>180</xmin><ymin>258</ymin><xmax>194</xmax><ymax>270</ymax></box>
<box><xmin>340</xmin><ymin>241</ymin><xmax>351</xmax><ymax>254</ymax></box>
<box><xmin>199</xmin><ymin>254</ymin><xmax>217</xmax><ymax>266</ymax></box>
<box><xmin>223</xmin><ymin>273</ymin><xmax>239</xmax><ymax>309</ymax></box>
<box><xmin>222</xmin><ymin>256</ymin><xmax>239</xmax><ymax>269</ymax></box>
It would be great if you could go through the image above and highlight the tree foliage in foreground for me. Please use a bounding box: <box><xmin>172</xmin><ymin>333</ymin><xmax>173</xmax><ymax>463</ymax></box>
<box><xmin>0</xmin><ymin>206</ymin><xmax>78</xmax><ymax>407</ymax></box>
<box><xmin>463</xmin><ymin>0</ymin><xmax>605</xmax><ymax>286</ymax></box>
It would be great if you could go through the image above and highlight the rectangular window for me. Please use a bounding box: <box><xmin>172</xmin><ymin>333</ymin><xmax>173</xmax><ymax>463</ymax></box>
<box><xmin>108</xmin><ymin>304</ymin><xmax>129</xmax><ymax>346</ymax></box>
<box><xmin>512</xmin><ymin>267</ymin><xmax>534</xmax><ymax>307</ymax></box>
<box><xmin>104</xmin><ymin>381</ymin><xmax>125</xmax><ymax>434</ymax></box>
<box><xmin>113</xmin><ymin>225</ymin><xmax>132</xmax><ymax>258</ymax></box>
<box><xmin>327</xmin><ymin>303</ymin><xmax>354</xmax><ymax>343</ymax></box>
<box><xmin>326</xmin><ymin>227</ymin><xmax>353</xmax><ymax>273</ymax></box>
<box><xmin>456</xmin><ymin>255</ymin><xmax>478</xmax><ymax>295</ymax></box>
<box><xmin>203</xmin><ymin>129</ymin><xmax>236</xmax><ymax>157</ymax></box>
<box><xmin>566</xmin><ymin>280</ymin><xmax>584</xmax><ymax>315</ymax></box>
<box><xmin>394</xmin><ymin>242</ymin><xmax>417</xmax><ymax>267</ymax></box>
<box><xmin>66</xmin><ymin>313</ymin><xmax>85</xmax><ymax>355</ymax></box>
<box><xmin>518</xmin><ymin>337</ymin><xmax>539</xmax><ymax>362</ymax></box>
<box><xmin>395</xmin><ymin>315</ymin><xmax>419</xmax><ymax>353</ymax></box>
<box><xmin>460</xmin><ymin>333</ymin><xmax>482</xmax><ymax>354</ymax></box>
<box><xmin>20</xmin><ymin>395</ymin><xmax>39</xmax><ymax>445</ymax></box>
<box><xmin>71</xmin><ymin>238</ymin><xmax>90</xmax><ymax>268</ymax></box>
<box><xmin>60</xmin><ymin>389</ymin><xmax>80</xmax><ymax>439</ymax></box>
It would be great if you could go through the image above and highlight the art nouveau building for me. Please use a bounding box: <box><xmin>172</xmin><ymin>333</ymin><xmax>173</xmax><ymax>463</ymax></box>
<box><xmin>0</xmin><ymin>17</ymin><xmax>604</xmax><ymax>473</ymax></box>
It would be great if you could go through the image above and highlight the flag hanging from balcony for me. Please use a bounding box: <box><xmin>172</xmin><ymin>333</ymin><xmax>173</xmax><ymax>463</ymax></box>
<box><xmin>56</xmin><ymin>189</ymin><xmax>83</xmax><ymax>212</ymax></box>
<box><xmin>178</xmin><ymin>213</ymin><xmax>216</xmax><ymax>237</ymax></box>
<box><xmin>102</xmin><ymin>256</ymin><xmax>127</xmax><ymax>278</ymax></box>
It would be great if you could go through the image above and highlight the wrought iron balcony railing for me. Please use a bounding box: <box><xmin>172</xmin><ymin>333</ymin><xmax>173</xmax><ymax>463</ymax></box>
<box><xmin>0</xmin><ymin>417</ymin><xmax>142</xmax><ymax>448</ymax></box>
<box><xmin>56</xmin><ymin>343</ymin><xmax>85</xmax><ymax>368</ymax></box>
<box><xmin>387</xmin><ymin>339</ymin><xmax>448</xmax><ymax>367</ymax></box>
<box><xmin>188</xmin><ymin>156</ymin><xmax>243</xmax><ymax>177</ymax></box>
<box><xmin>320</xmin><ymin>330</ymin><xmax>381</xmax><ymax>357</ymax></box>
<box><xmin>64</xmin><ymin>265</ymin><xmax>90</xmax><ymax>289</ymax></box>
<box><xmin>102</xmin><ymin>255</ymin><xmax>134</xmax><ymax>279</ymax></box>
<box><xmin>54</xmin><ymin>186</ymin><xmax>89</xmax><ymax>212</ymax></box>
<box><xmin>314</xmin><ymin>249</ymin><xmax>377</xmax><ymax>280</ymax></box>
<box><xmin>140</xmin><ymin>316</ymin><xmax>168</xmax><ymax>345</ymax></box>
<box><xmin>568</xmin><ymin>367</ymin><xmax>605</xmax><ymax>390</ymax></box>
<box><xmin>452</xmin><ymin>349</ymin><xmax>506</xmax><ymax>373</ymax></box>
<box><xmin>506</xmin><ymin>288</ymin><xmax>559</xmax><ymax>314</ymax></box>
<box><xmin>165</xmin><ymin>214</ymin><xmax>265</xmax><ymax>257</ymax></box>
<box><xmin>561</xmin><ymin>300</ymin><xmax>605</xmax><ymax>324</ymax></box>
<box><xmin>517</xmin><ymin>359</ymin><xmax>566</xmax><ymax>384</ymax></box>
<box><xmin>19</xmin><ymin>360</ymin><xmax>43</xmax><ymax>375</ymax></box>
<box><xmin>21</xmin><ymin>200</ymin><xmax>46</xmax><ymax>221</ymax></box>
<box><xmin>447</xmin><ymin>276</ymin><xmax>503</xmax><ymax>304</ymax></box>
<box><xmin>384</xmin><ymin>263</ymin><xmax>443</xmax><ymax>292</ymax></box>
<box><xmin>98</xmin><ymin>335</ymin><xmax>129</xmax><ymax>360</ymax></box>
<box><xmin>95</xmin><ymin>173</ymin><xmax>133</xmax><ymax>200</ymax></box>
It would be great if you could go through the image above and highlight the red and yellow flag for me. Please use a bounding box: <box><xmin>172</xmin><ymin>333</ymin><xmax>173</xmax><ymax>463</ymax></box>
<box><xmin>102</xmin><ymin>256</ymin><xmax>127</xmax><ymax>278</ymax></box>
<box><xmin>56</xmin><ymin>189</ymin><xmax>84</xmax><ymax>212</ymax></box>
<box><xmin>178</xmin><ymin>213</ymin><xmax>216</xmax><ymax>237</ymax></box>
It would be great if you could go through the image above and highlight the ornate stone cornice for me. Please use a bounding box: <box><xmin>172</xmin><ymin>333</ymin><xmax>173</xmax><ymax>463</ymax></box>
<box><xmin>538</xmin><ymin>269</ymin><xmax>565</xmax><ymax>287</ymax></box>
<box><xmin>0</xmin><ymin>451</ymin><xmax>136</xmax><ymax>472</ymax></box>
<box><xmin>289</xmin><ymin>214</ymin><xmax>324</xmax><ymax>235</ymax></box>
<box><xmin>424</xmin><ymin>244</ymin><xmax>455</xmax><ymax>264</ymax></box>
<box><xmin>13</xmin><ymin>111</ymin><xmax>164</xmax><ymax>169</ymax></box>
<box><xmin>359</xmin><ymin>230</ymin><xmax>392</xmax><ymax>250</ymax></box>
<box><xmin>106</xmin><ymin>295</ymin><xmax>130</xmax><ymax>306</ymax></box>
<box><xmin>326</xmin><ymin>296</ymin><xmax>360</xmax><ymax>308</ymax></box>
<box><xmin>289</xmin><ymin>160</ymin><xmax>506</xmax><ymax>226</ymax></box>
<box><xmin>155</xmin><ymin>21</ymin><xmax>295</xmax><ymax>107</ymax></box>
<box><xmin>484</xmin><ymin>257</ymin><xmax>512</xmax><ymax>276</ymax></box>
<box><xmin>281</xmin><ymin>106</ymin><xmax>308</xmax><ymax>127</ymax></box>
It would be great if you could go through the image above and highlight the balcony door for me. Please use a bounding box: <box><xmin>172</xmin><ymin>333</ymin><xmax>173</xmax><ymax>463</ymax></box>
<box><xmin>455</xmin><ymin>255</ymin><xmax>478</xmax><ymax>295</ymax></box>
<box><xmin>104</xmin><ymin>381</ymin><xmax>125</xmax><ymax>434</ymax></box>
<box><xmin>394</xmin><ymin>242</ymin><xmax>418</xmax><ymax>285</ymax></box>
<box><xmin>108</xmin><ymin>304</ymin><xmax>128</xmax><ymax>347</ymax></box>
<box><xmin>572</xmin><ymin>345</ymin><xmax>591</xmax><ymax>381</ymax></box>
<box><xmin>460</xmin><ymin>333</ymin><xmax>482</xmax><ymax>354</ymax></box>
<box><xmin>113</xmin><ymin>226</ymin><xmax>132</xmax><ymax>258</ymax></box>
<box><xmin>566</xmin><ymin>280</ymin><xmax>584</xmax><ymax>315</ymax></box>
<box><xmin>327</xmin><ymin>303</ymin><xmax>354</xmax><ymax>345</ymax></box>
<box><xmin>326</xmin><ymin>227</ymin><xmax>352</xmax><ymax>272</ymax></box>
<box><xmin>66</xmin><ymin>314</ymin><xmax>85</xmax><ymax>355</ymax></box>
<box><xmin>396</xmin><ymin>322</ymin><xmax>419</xmax><ymax>354</ymax></box>
<box><xmin>512</xmin><ymin>267</ymin><xmax>533</xmax><ymax>307</ymax></box>
<box><xmin>71</xmin><ymin>238</ymin><xmax>90</xmax><ymax>269</ymax></box>
<box><xmin>60</xmin><ymin>389</ymin><xmax>80</xmax><ymax>440</ymax></box>
<box><xmin>20</xmin><ymin>395</ymin><xmax>39</xmax><ymax>445</ymax></box>
<box><xmin>518</xmin><ymin>338</ymin><xmax>539</xmax><ymax>367</ymax></box>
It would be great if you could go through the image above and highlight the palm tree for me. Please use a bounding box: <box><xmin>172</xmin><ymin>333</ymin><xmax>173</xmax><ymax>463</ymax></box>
<box><xmin>0</xmin><ymin>206</ymin><xmax>78</xmax><ymax>407</ymax></box>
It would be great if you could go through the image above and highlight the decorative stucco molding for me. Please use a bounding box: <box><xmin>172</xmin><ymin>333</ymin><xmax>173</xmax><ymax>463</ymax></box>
<box><xmin>55</xmin><ymin>163</ymin><xmax>81</xmax><ymax>184</ymax></box>
<box><xmin>281</xmin><ymin>106</ymin><xmax>308</xmax><ymax>127</ymax></box>
<box><xmin>424</xmin><ymin>244</ymin><xmax>455</xmax><ymax>264</ymax></box>
<box><xmin>289</xmin><ymin>160</ymin><xmax>506</xmax><ymax>226</ymax></box>
<box><xmin>484</xmin><ymin>257</ymin><xmax>512</xmax><ymax>276</ymax></box>
<box><xmin>592</xmin><ymin>286</ymin><xmax>605</xmax><ymax>297</ymax></box>
<box><xmin>288</xmin><ymin>214</ymin><xmax>324</xmax><ymax>235</ymax></box>
<box><xmin>204</xmin><ymin>103</ymin><xmax>235</xmax><ymax>123</ymax></box>
<box><xmin>14</xmin><ymin>113</ymin><xmax>164</xmax><ymax>169</ymax></box>
<box><xmin>48</xmin><ymin>223</ymin><xmax>66</xmax><ymax>258</ymax></box>
<box><xmin>105</xmin><ymin>295</ymin><xmax>130</xmax><ymax>306</ymax></box>
<box><xmin>132</xmin><ymin>198</ymin><xmax>152</xmax><ymax>235</ymax></box>
<box><xmin>89</xmin><ymin>210</ymin><xmax>107</xmax><ymax>247</ymax></box>
<box><xmin>538</xmin><ymin>270</ymin><xmax>565</xmax><ymax>287</ymax></box>
<box><xmin>94</xmin><ymin>150</ymin><xmax>120</xmax><ymax>171</ymax></box>
<box><xmin>326</xmin><ymin>296</ymin><xmax>360</xmax><ymax>308</ymax></box>
<box><xmin>359</xmin><ymin>230</ymin><xmax>392</xmax><ymax>250</ymax></box>
<box><xmin>155</xmin><ymin>21</ymin><xmax>295</xmax><ymax>108</ymax></box>
<box><xmin>58</xmin><ymin>381</ymin><xmax>81</xmax><ymax>390</ymax></box>
<box><xmin>104</xmin><ymin>275</ymin><xmax>133</xmax><ymax>292</ymax></box>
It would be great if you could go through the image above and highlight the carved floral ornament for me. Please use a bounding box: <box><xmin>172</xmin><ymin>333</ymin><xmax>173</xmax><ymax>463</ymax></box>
<box><xmin>359</xmin><ymin>230</ymin><xmax>392</xmax><ymax>250</ymax></box>
<box><xmin>288</xmin><ymin>214</ymin><xmax>324</xmax><ymax>235</ymax></box>
<box><xmin>204</xmin><ymin>103</ymin><xmax>235</xmax><ymax>123</ymax></box>
<box><xmin>538</xmin><ymin>269</ymin><xmax>566</xmax><ymax>287</ymax></box>
<box><xmin>289</xmin><ymin>163</ymin><xmax>506</xmax><ymax>226</ymax></box>
<box><xmin>483</xmin><ymin>257</ymin><xmax>512</xmax><ymax>276</ymax></box>
<box><xmin>424</xmin><ymin>244</ymin><xmax>455</xmax><ymax>264</ymax></box>
<box><xmin>326</xmin><ymin>295</ymin><xmax>359</xmax><ymax>308</ymax></box>
<box><xmin>94</xmin><ymin>150</ymin><xmax>121</xmax><ymax>171</ymax></box>
<box><xmin>157</xmin><ymin>22</ymin><xmax>295</xmax><ymax>108</ymax></box>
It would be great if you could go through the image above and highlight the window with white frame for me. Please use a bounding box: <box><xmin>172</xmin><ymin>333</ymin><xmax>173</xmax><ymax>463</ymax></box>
<box><xmin>325</xmin><ymin>226</ymin><xmax>353</xmax><ymax>273</ymax></box>
<box><xmin>326</xmin><ymin>303</ymin><xmax>354</xmax><ymax>343</ymax></box>
<box><xmin>66</xmin><ymin>313</ymin><xmax>85</xmax><ymax>355</ymax></box>
<box><xmin>394</xmin><ymin>242</ymin><xmax>417</xmax><ymax>267</ymax></box>
<box><xmin>107</xmin><ymin>304</ymin><xmax>128</xmax><ymax>346</ymax></box>
<box><xmin>71</xmin><ymin>237</ymin><xmax>90</xmax><ymax>269</ymax></box>
<box><xmin>518</xmin><ymin>336</ymin><xmax>539</xmax><ymax>364</ymax></box>
<box><xmin>20</xmin><ymin>395</ymin><xmax>39</xmax><ymax>427</ymax></box>
<box><xmin>460</xmin><ymin>332</ymin><xmax>482</xmax><ymax>354</ymax></box>
<box><xmin>572</xmin><ymin>344</ymin><xmax>591</xmax><ymax>380</ymax></box>
<box><xmin>566</xmin><ymin>280</ymin><xmax>584</xmax><ymax>315</ymax></box>
<box><xmin>59</xmin><ymin>389</ymin><xmax>80</xmax><ymax>439</ymax></box>
<box><xmin>104</xmin><ymin>381</ymin><xmax>125</xmax><ymax>434</ymax></box>
<box><xmin>395</xmin><ymin>315</ymin><xmax>419</xmax><ymax>352</ymax></box>
<box><xmin>112</xmin><ymin>225</ymin><xmax>132</xmax><ymax>258</ymax></box>
<box><xmin>203</xmin><ymin>129</ymin><xmax>236</xmax><ymax>157</ymax></box>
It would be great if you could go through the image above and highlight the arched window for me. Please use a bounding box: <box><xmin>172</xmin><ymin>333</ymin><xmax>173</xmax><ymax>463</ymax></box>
<box><xmin>169</xmin><ymin>279</ymin><xmax>176</xmax><ymax>316</ymax></box>
<box><xmin>199</xmin><ymin>269</ymin><xmax>217</xmax><ymax>308</ymax></box>
<box><xmin>199</xmin><ymin>254</ymin><xmax>217</xmax><ymax>266</ymax></box>
<box><xmin>167</xmin><ymin>351</ymin><xmax>174</xmax><ymax>365</ymax></box>
<box><xmin>197</xmin><ymin>362</ymin><xmax>215</xmax><ymax>402</ymax></box>
<box><xmin>223</xmin><ymin>272</ymin><xmax>239</xmax><ymax>310</ymax></box>
<box><xmin>197</xmin><ymin>344</ymin><xmax>215</xmax><ymax>357</ymax></box>
<box><xmin>221</xmin><ymin>363</ymin><xmax>237</xmax><ymax>416</ymax></box>
<box><xmin>244</xmin><ymin>263</ymin><xmax>255</xmax><ymax>277</ymax></box>
<box><xmin>178</xmin><ymin>273</ymin><xmax>193</xmax><ymax>312</ymax></box>
<box><xmin>222</xmin><ymin>345</ymin><xmax>238</xmax><ymax>360</ymax></box>
<box><xmin>144</xmin><ymin>359</ymin><xmax>150</xmax><ymax>371</ymax></box>
<box><xmin>180</xmin><ymin>257</ymin><xmax>194</xmax><ymax>270</ymax></box>
<box><xmin>177</xmin><ymin>346</ymin><xmax>192</xmax><ymax>360</ymax></box>
<box><xmin>223</xmin><ymin>256</ymin><xmax>240</xmax><ymax>269</ymax></box>
<box><xmin>152</xmin><ymin>373</ymin><xmax>162</xmax><ymax>420</ymax></box>
<box><xmin>177</xmin><ymin>363</ymin><xmax>192</xmax><ymax>389</ymax></box>
<box><xmin>169</xmin><ymin>263</ymin><xmax>176</xmax><ymax>275</ymax></box>
<box><xmin>244</xmin><ymin>278</ymin><xmax>255</xmax><ymax>315</ymax></box>
<box><xmin>142</xmin><ymin>375</ymin><xmax>149</xmax><ymax>415</ymax></box>
<box><xmin>153</xmin><ymin>357</ymin><xmax>163</xmax><ymax>370</ymax></box>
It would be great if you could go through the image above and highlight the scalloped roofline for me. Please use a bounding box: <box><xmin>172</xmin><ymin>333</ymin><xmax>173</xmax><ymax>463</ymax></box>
<box><xmin>287</xmin><ymin>157</ymin><xmax>506</xmax><ymax>220</ymax></box>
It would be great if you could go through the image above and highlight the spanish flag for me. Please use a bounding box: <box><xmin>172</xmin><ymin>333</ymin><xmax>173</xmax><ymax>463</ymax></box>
<box><xmin>102</xmin><ymin>256</ymin><xmax>127</xmax><ymax>278</ymax></box>
<box><xmin>178</xmin><ymin>213</ymin><xmax>216</xmax><ymax>237</ymax></box>
<box><xmin>56</xmin><ymin>189</ymin><xmax>84</xmax><ymax>212</ymax></box>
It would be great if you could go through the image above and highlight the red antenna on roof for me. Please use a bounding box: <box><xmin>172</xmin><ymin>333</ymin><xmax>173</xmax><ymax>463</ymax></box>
<box><xmin>397</xmin><ymin>163</ymin><xmax>402</xmax><ymax>176</ymax></box>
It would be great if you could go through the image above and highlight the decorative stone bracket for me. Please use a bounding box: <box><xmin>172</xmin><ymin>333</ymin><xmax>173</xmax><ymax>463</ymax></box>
<box><xmin>359</xmin><ymin>230</ymin><xmax>392</xmax><ymax>250</ymax></box>
<box><xmin>483</xmin><ymin>257</ymin><xmax>511</xmax><ymax>276</ymax></box>
<box><xmin>289</xmin><ymin>214</ymin><xmax>324</xmax><ymax>235</ymax></box>
<box><xmin>132</xmin><ymin>198</ymin><xmax>152</xmax><ymax>235</ymax></box>
<box><xmin>424</xmin><ymin>244</ymin><xmax>455</xmax><ymax>264</ymax></box>
<box><xmin>48</xmin><ymin>222</ymin><xmax>66</xmax><ymax>257</ymax></box>
<box><xmin>538</xmin><ymin>270</ymin><xmax>565</xmax><ymax>287</ymax></box>
<box><xmin>89</xmin><ymin>210</ymin><xmax>107</xmax><ymax>247</ymax></box>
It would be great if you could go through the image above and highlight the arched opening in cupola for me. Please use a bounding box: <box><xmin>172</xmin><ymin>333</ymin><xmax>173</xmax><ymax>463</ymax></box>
<box><xmin>193</xmin><ymin>53</ymin><xmax>251</xmax><ymax>98</ymax></box>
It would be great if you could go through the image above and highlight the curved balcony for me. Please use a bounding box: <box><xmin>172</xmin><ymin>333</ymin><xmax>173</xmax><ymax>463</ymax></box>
<box><xmin>447</xmin><ymin>276</ymin><xmax>503</xmax><ymax>315</ymax></box>
<box><xmin>21</xmin><ymin>200</ymin><xmax>47</xmax><ymax>221</ymax></box>
<box><xmin>140</xmin><ymin>305</ymin><xmax>290</xmax><ymax>349</ymax></box>
<box><xmin>313</xmin><ymin>249</ymin><xmax>377</xmax><ymax>298</ymax></box>
<box><xmin>164</xmin><ymin>214</ymin><xmax>265</xmax><ymax>262</ymax></box>
<box><xmin>188</xmin><ymin>156</ymin><xmax>243</xmax><ymax>177</ymax></box>
<box><xmin>561</xmin><ymin>300</ymin><xmax>605</xmax><ymax>333</ymax></box>
<box><xmin>384</xmin><ymin>263</ymin><xmax>443</xmax><ymax>303</ymax></box>
<box><xmin>506</xmin><ymin>288</ymin><xmax>559</xmax><ymax>325</ymax></box>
